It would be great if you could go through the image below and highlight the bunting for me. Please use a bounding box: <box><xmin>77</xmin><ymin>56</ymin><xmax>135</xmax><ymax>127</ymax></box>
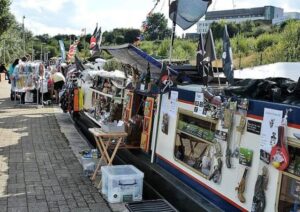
<box><xmin>67</xmin><ymin>39</ymin><xmax>80</xmax><ymax>62</ymax></box>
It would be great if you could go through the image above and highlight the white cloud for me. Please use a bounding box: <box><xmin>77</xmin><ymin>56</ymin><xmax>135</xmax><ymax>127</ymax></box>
<box><xmin>25</xmin><ymin>19</ymin><xmax>79</xmax><ymax>36</ymax></box>
<box><xmin>10</xmin><ymin>0</ymin><xmax>300</xmax><ymax>36</ymax></box>
<box><xmin>16</xmin><ymin>0</ymin><xmax>71</xmax><ymax>13</ymax></box>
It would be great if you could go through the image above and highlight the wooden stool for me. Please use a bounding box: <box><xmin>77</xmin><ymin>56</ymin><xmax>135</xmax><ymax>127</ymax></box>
<box><xmin>88</xmin><ymin>128</ymin><xmax>127</xmax><ymax>188</ymax></box>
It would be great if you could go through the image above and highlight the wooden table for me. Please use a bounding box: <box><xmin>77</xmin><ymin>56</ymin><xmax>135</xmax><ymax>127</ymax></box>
<box><xmin>88</xmin><ymin>128</ymin><xmax>127</xmax><ymax>187</ymax></box>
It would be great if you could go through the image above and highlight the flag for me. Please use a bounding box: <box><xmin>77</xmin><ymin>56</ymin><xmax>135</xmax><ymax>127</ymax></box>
<box><xmin>222</xmin><ymin>25</ymin><xmax>234</xmax><ymax>85</ymax></box>
<box><xmin>90</xmin><ymin>24</ymin><xmax>98</xmax><ymax>50</ymax></box>
<box><xmin>201</xmin><ymin>28</ymin><xmax>216</xmax><ymax>85</ymax></box>
<box><xmin>58</xmin><ymin>40</ymin><xmax>66</xmax><ymax>62</ymax></box>
<box><xmin>67</xmin><ymin>39</ymin><xmax>80</xmax><ymax>62</ymax></box>
<box><xmin>169</xmin><ymin>0</ymin><xmax>211</xmax><ymax>30</ymax></box>
<box><xmin>196</xmin><ymin>33</ymin><xmax>205</xmax><ymax>78</ymax></box>
<box><xmin>90</xmin><ymin>27</ymin><xmax>102</xmax><ymax>55</ymax></box>
<box><xmin>95</xmin><ymin>27</ymin><xmax>102</xmax><ymax>50</ymax></box>
<box><xmin>75</xmin><ymin>55</ymin><xmax>85</xmax><ymax>71</ymax></box>
<box><xmin>204</xmin><ymin>28</ymin><xmax>217</xmax><ymax>62</ymax></box>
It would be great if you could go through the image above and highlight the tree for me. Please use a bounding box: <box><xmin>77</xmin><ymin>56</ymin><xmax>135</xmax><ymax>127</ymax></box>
<box><xmin>124</xmin><ymin>29</ymin><xmax>140</xmax><ymax>43</ymax></box>
<box><xmin>142</xmin><ymin>13</ymin><xmax>171</xmax><ymax>41</ymax></box>
<box><xmin>0</xmin><ymin>0</ymin><xmax>14</xmax><ymax>37</ymax></box>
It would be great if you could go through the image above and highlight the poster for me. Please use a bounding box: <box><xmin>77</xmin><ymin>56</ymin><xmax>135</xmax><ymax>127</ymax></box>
<box><xmin>247</xmin><ymin>120</ymin><xmax>261</xmax><ymax>135</ymax></box>
<box><xmin>239</xmin><ymin>148</ymin><xmax>253</xmax><ymax>167</ymax></box>
<box><xmin>193</xmin><ymin>92</ymin><xmax>205</xmax><ymax>116</ymax></box>
<box><xmin>169</xmin><ymin>91</ymin><xmax>178</xmax><ymax>117</ymax></box>
<box><xmin>260</xmin><ymin>108</ymin><xmax>283</xmax><ymax>153</ymax></box>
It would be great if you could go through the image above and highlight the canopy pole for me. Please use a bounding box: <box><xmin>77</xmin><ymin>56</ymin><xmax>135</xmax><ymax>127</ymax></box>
<box><xmin>168</xmin><ymin>21</ymin><xmax>176</xmax><ymax>65</ymax></box>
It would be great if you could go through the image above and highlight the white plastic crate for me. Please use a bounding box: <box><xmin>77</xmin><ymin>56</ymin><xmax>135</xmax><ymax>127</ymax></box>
<box><xmin>101</xmin><ymin>165</ymin><xmax>144</xmax><ymax>203</ymax></box>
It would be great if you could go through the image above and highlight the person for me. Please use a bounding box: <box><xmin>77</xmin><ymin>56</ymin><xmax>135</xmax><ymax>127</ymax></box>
<box><xmin>0</xmin><ymin>63</ymin><xmax>7</xmax><ymax>82</ymax></box>
<box><xmin>51</xmin><ymin>69</ymin><xmax>65</xmax><ymax>104</ymax></box>
<box><xmin>8</xmin><ymin>59</ymin><xmax>19</xmax><ymax>84</ymax></box>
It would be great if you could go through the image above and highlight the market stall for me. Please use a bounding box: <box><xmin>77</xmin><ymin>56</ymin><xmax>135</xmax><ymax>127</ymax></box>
<box><xmin>12</xmin><ymin>61</ymin><xmax>46</xmax><ymax>105</ymax></box>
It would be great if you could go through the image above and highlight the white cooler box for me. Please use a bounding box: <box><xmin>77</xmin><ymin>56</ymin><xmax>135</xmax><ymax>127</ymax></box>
<box><xmin>101</xmin><ymin>165</ymin><xmax>144</xmax><ymax>203</ymax></box>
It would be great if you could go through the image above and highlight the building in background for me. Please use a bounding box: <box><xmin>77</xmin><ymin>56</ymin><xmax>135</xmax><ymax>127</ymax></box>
<box><xmin>272</xmin><ymin>12</ymin><xmax>300</xmax><ymax>25</ymax></box>
<box><xmin>197</xmin><ymin>6</ymin><xmax>284</xmax><ymax>34</ymax></box>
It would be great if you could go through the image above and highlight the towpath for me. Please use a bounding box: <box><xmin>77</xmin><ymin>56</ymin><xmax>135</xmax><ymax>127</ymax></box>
<box><xmin>0</xmin><ymin>78</ymin><xmax>112</xmax><ymax>212</ymax></box>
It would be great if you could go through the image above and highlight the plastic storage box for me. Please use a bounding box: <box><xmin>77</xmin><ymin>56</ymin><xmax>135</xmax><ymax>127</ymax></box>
<box><xmin>80</xmin><ymin>156</ymin><xmax>98</xmax><ymax>177</ymax></box>
<box><xmin>101</xmin><ymin>165</ymin><xmax>144</xmax><ymax>203</ymax></box>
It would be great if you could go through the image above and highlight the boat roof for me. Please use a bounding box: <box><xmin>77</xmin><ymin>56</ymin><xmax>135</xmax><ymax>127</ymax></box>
<box><xmin>100</xmin><ymin>44</ymin><xmax>178</xmax><ymax>80</ymax></box>
<box><xmin>219</xmin><ymin>62</ymin><xmax>300</xmax><ymax>82</ymax></box>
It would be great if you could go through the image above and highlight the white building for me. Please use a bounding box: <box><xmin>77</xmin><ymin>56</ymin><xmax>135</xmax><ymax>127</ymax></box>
<box><xmin>272</xmin><ymin>12</ymin><xmax>300</xmax><ymax>25</ymax></box>
<box><xmin>197</xmin><ymin>6</ymin><xmax>283</xmax><ymax>34</ymax></box>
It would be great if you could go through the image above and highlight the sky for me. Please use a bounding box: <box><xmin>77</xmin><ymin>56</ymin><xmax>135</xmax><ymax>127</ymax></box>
<box><xmin>10</xmin><ymin>0</ymin><xmax>300</xmax><ymax>36</ymax></box>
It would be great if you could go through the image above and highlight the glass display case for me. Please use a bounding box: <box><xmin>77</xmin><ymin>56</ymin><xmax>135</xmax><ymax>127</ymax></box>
<box><xmin>174</xmin><ymin>108</ymin><xmax>217</xmax><ymax>178</ymax></box>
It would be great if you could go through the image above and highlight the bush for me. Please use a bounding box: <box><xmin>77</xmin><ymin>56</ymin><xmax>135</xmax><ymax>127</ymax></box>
<box><xmin>256</xmin><ymin>33</ymin><xmax>279</xmax><ymax>52</ymax></box>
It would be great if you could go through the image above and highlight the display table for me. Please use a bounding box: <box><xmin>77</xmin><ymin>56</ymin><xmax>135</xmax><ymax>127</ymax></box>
<box><xmin>88</xmin><ymin>128</ymin><xmax>127</xmax><ymax>187</ymax></box>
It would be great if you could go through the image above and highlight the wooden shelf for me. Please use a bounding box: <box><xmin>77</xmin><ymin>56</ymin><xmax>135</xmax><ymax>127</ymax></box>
<box><xmin>176</xmin><ymin>129</ymin><xmax>213</xmax><ymax>145</ymax></box>
<box><xmin>178</xmin><ymin>108</ymin><xmax>218</xmax><ymax>124</ymax></box>
<box><xmin>84</xmin><ymin>111</ymin><xmax>102</xmax><ymax>127</ymax></box>
<box><xmin>282</xmin><ymin>170</ymin><xmax>300</xmax><ymax>181</ymax></box>
<box><xmin>287</xmin><ymin>137</ymin><xmax>300</xmax><ymax>148</ymax></box>
<box><xmin>174</xmin><ymin>157</ymin><xmax>208</xmax><ymax>179</ymax></box>
<box><xmin>90</xmin><ymin>88</ymin><xmax>113</xmax><ymax>98</ymax></box>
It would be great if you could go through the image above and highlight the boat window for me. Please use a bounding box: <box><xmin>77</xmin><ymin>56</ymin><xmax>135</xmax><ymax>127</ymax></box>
<box><xmin>174</xmin><ymin>109</ymin><xmax>217</xmax><ymax>178</ymax></box>
<box><xmin>278</xmin><ymin>145</ymin><xmax>300</xmax><ymax>211</ymax></box>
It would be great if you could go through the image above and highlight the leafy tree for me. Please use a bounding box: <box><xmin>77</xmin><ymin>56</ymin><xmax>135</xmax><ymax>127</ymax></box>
<box><xmin>124</xmin><ymin>29</ymin><xmax>140</xmax><ymax>43</ymax></box>
<box><xmin>0</xmin><ymin>0</ymin><xmax>14</xmax><ymax>37</ymax></box>
<box><xmin>256</xmin><ymin>33</ymin><xmax>279</xmax><ymax>52</ymax></box>
<box><xmin>142</xmin><ymin>13</ymin><xmax>171</xmax><ymax>41</ymax></box>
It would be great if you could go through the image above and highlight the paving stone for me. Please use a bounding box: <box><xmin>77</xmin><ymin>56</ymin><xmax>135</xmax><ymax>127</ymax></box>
<box><xmin>7</xmin><ymin>207</ymin><xmax>27</xmax><ymax>212</ymax></box>
<box><xmin>0</xmin><ymin>81</ymin><xmax>112</xmax><ymax>212</ymax></box>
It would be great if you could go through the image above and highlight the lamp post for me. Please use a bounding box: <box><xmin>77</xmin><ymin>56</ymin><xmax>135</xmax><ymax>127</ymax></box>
<box><xmin>31</xmin><ymin>42</ymin><xmax>34</xmax><ymax>61</ymax></box>
<box><xmin>23</xmin><ymin>15</ymin><xmax>26</xmax><ymax>55</ymax></box>
<box><xmin>40</xmin><ymin>43</ymin><xmax>44</xmax><ymax>61</ymax></box>
<box><xmin>3</xmin><ymin>40</ymin><xmax>6</xmax><ymax>64</ymax></box>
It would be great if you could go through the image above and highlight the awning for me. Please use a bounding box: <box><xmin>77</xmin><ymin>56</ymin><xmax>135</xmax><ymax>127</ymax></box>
<box><xmin>101</xmin><ymin>44</ymin><xmax>178</xmax><ymax>80</ymax></box>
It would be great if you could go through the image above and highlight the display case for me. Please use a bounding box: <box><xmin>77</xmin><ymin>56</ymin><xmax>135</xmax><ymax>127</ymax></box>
<box><xmin>174</xmin><ymin>108</ymin><xmax>217</xmax><ymax>178</ymax></box>
<box><xmin>277</xmin><ymin>140</ymin><xmax>300</xmax><ymax>211</ymax></box>
<box><xmin>140</xmin><ymin>97</ymin><xmax>155</xmax><ymax>152</ymax></box>
<box><xmin>84</xmin><ymin>87</ymin><xmax>123</xmax><ymax>127</ymax></box>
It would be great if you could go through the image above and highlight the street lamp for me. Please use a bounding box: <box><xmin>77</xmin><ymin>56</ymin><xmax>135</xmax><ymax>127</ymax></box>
<box><xmin>40</xmin><ymin>43</ymin><xmax>44</xmax><ymax>61</ymax></box>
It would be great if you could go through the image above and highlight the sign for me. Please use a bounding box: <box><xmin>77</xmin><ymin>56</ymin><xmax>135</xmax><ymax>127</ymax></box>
<box><xmin>193</xmin><ymin>92</ymin><xmax>205</xmax><ymax>116</ymax></box>
<box><xmin>169</xmin><ymin>91</ymin><xmax>178</xmax><ymax>117</ymax></box>
<box><xmin>260</xmin><ymin>108</ymin><xmax>283</xmax><ymax>153</ymax></box>
<box><xmin>239</xmin><ymin>148</ymin><xmax>253</xmax><ymax>167</ymax></box>
<box><xmin>247</xmin><ymin>120</ymin><xmax>261</xmax><ymax>135</ymax></box>
<box><xmin>260</xmin><ymin>149</ymin><xmax>270</xmax><ymax>164</ymax></box>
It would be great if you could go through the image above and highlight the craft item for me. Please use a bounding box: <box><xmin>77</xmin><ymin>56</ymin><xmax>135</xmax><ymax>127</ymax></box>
<box><xmin>223</xmin><ymin>109</ymin><xmax>234</xmax><ymax>129</ymax></box>
<box><xmin>209</xmin><ymin>158</ymin><xmax>223</xmax><ymax>183</ymax></box>
<box><xmin>270</xmin><ymin>125</ymin><xmax>289</xmax><ymax>170</ymax></box>
<box><xmin>235</xmin><ymin>168</ymin><xmax>248</xmax><ymax>203</ymax></box>
<box><xmin>232</xmin><ymin>115</ymin><xmax>247</xmax><ymax>158</ymax></box>
<box><xmin>222</xmin><ymin>107</ymin><xmax>234</xmax><ymax>168</ymax></box>
<box><xmin>251</xmin><ymin>166</ymin><xmax>269</xmax><ymax>212</ymax></box>
<box><xmin>208</xmin><ymin>143</ymin><xmax>223</xmax><ymax>183</ymax></box>
<box><xmin>161</xmin><ymin>113</ymin><xmax>169</xmax><ymax>134</ymax></box>
<box><xmin>201</xmin><ymin>145</ymin><xmax>212</xmax><ymax>176</ymax></box>
<box><xmin>226</xmin><ymin>143</ymin><xmax>232</xmax><ymax>168</ymax></box>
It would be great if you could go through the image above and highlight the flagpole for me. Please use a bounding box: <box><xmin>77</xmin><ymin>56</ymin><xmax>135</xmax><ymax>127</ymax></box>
<box><xmin>216</xmin><ymin>66</ymin><xmax>221</xmax><ymax>87</ymax></box>
<box><xmin>83</xmin><ymin>28</ymin><xmax>86</xmax><ymax>60</ymax></box>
